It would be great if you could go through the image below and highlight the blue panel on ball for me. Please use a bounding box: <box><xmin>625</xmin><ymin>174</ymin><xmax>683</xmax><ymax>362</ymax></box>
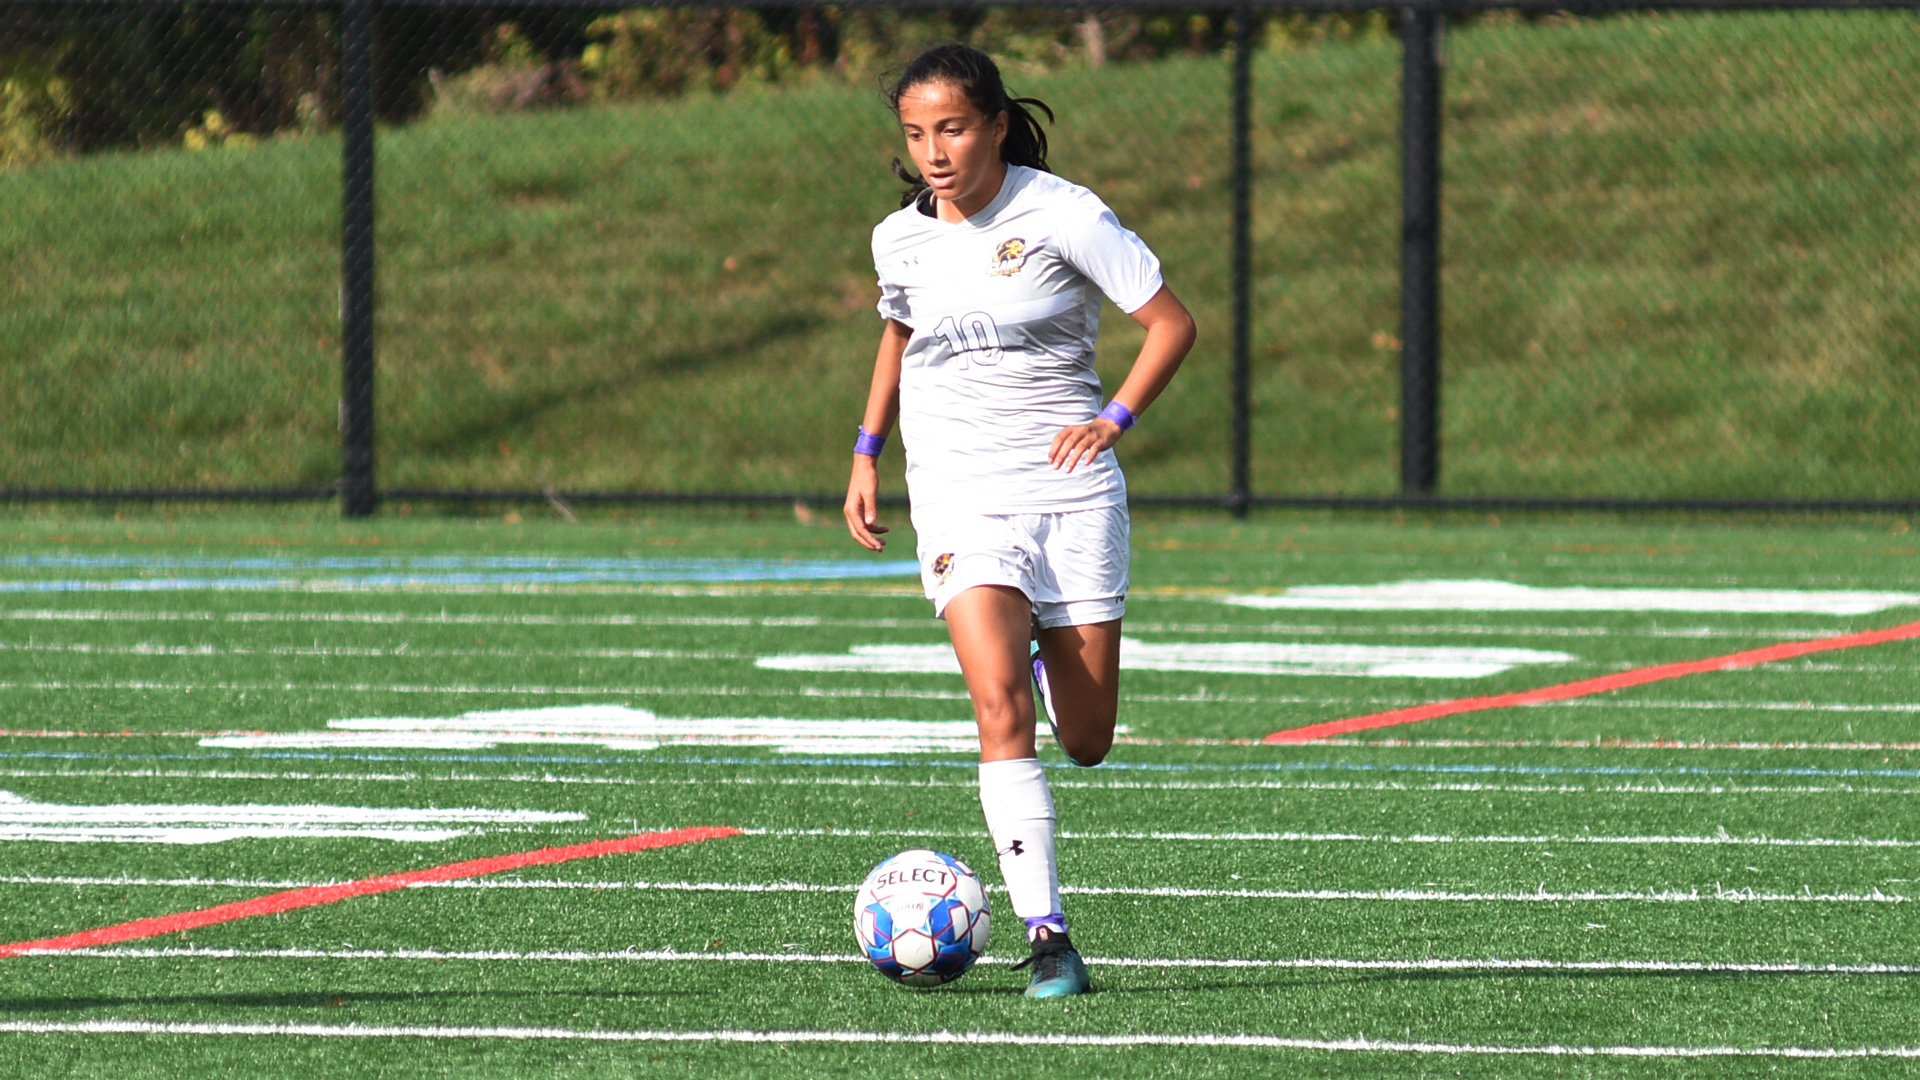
<box><xmin>925</xmin><ymin>899</ymin><xmax>957</xmax><ymax>940</ymax></box>
<box><xmin>864</xmin><ymin>901</ymin><xmax>895</xmax><ymax>944</ymax></box>
<box><xmin>931</xmin><ymin>936</ymin><xmax>976</xmax><ymax>977</ymax></box>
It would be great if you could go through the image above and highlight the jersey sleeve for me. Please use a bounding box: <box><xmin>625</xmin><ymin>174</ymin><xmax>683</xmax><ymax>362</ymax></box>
<box><xmin>1056</xmin><ymin>193</ymin><xmax>1164</xmax><ymax>314</ymax></box>
<box><xmin>876</xmin><ymin>277</ymin><xmax>911</xmax><ymax>324</ymax></box>
<box><xmin>873</xmin><ymin>225</ymin><xmax>912</xmax><ymax>324</ymax></box>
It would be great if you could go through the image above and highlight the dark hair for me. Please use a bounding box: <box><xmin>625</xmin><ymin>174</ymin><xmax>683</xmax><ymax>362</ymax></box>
<box><xmin>885</xmin><ymin>44</ymin><xmax>1055</xmax><ymax>209</ymax></box>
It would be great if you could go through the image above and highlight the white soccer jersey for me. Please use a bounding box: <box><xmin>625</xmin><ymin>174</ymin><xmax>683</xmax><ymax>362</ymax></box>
<box><xmin>873</xmin><ymin>166</ymin><xmax>1164</xmax><ymax>515</ymax></box>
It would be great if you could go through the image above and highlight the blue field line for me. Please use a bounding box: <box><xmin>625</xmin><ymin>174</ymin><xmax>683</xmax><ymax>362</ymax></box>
<box><xmin>4</xmin><ymin>556</ymin><xmax>897</xmax><ymax>573</ymax></box>
<box><xmin>0</xmin><ymin>557</ymin><xmax>919</xmax><ymax>592</ymax></box>
<box><xmin>8</xmin><ymin>748</ymin><xmax>1920</xmax><ymax>782</ymax></box>
<box><xmin>5</xmin><ymin>556</ymin><xmax>394</xmax><ymax>570</ymax></box>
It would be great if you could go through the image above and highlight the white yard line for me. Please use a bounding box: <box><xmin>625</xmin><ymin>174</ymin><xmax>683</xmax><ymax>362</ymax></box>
<box><xmin>0</xmin><ymin>790</ymin><xmax>581</xmax><ymax>844</ymax></box>
<box><xmin>0</xmin><ymin>642</ymin><xmax>751</xmax><ymax>661</ymax></box>
<box><xmin>0</xmin><ymin>680</ymin><xmax>975</xmax><ymax>701</ymax></box>
<box><xmin>1312</xmin><ymin>738</ymin><xmax>1920</xmax><ymax>751</ymax></box>
<box><xmin>38</xmin><ymin>946</ymin><xmax>1920</xmax><ymax>976</ymax></box>
<box><xmin>8</xmin><ymin>768</ymin><xmax>1920</xmax><ymax>798</ymax></box>
<box><xmin>0</xmin><ymin>1019</ymin><xmax>1916</xmax><ymax>1058</ymax></box>
<box><xmin>12</xmin><ymin>733</ymin><xmax>1920</xmax><ymax>752</ymax></box>
<box><xmin>0</xmin><ymin>608</ymin><xmax>1856</xmax><ymax>640</ymax></box>
<box><xmin>2</xmin><ymin>874</ymin><xmax>344</xmax><ymax>889</ymax></box>
<box><xmin>749</xmin><ymin>827</ymin><xmax>1920</xmax><ymax>849</ymax></box>
<box><xmin>0</xmin><ymin>610</ymin><xmax>868</xmax><ymax>628</ymax></box>
<box><xmin>0</xmin><ymin>583</ymin><xmax>922</xmax><ymax>598</ymax></box>
<box><xmin>1129</xmin><ymin>621</ymin><xmax>1834</xmax><ymax>640</ymax></box>
<box><xmin>0</xmin><ymin>770</ymin><xmax>423</xmax><ymax>783</ymax></box>
<box><xmin>9</xmin><ymin>677</ymin><xmax>1920</xmax><ymax>717</ymax></box>
<box><xmin>2</xmin><ymin>876</ymin><xmax>1909</xmax><ymax>904</ymax></box>
<box><xmin>1559</xmin><ymin>699</ymin><xmax>1920</xmax><ymax>714</ymax></box>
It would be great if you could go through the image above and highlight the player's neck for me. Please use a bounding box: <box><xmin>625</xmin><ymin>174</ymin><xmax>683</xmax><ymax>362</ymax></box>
<box><xmin>937</xmin><ymin>162</ymin><xmax>1010</xmax><ymax>224</ymax></box>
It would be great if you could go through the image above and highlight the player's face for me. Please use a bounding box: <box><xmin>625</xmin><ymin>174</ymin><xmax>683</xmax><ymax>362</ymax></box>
<box><xmin>897</xmin><ymin>81</ymin><xmax>1008</xmax><ymax>221</ymax></box>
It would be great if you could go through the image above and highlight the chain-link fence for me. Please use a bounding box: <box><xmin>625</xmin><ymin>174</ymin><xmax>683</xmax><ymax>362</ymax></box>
<box><xmin>3</xmin><ymin>2</ymin><xmax>1916</xmax><ymax>514</ymax></box>
<box><xmin>2</xmin><ymin>3</ymin><xmax>346</xmax><ymax>497</ymax></box>
<box><xmin>1438</xmin><ymin>9</ymin><xmax>1920</xmax><ymax>503</ymax></box>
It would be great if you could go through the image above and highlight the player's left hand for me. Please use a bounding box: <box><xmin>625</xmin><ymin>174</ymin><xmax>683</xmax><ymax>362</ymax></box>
<box><xmin>1049</xmin><ymin>418</ymin><xmax>1123</xmax><ymax>473</ymax></box>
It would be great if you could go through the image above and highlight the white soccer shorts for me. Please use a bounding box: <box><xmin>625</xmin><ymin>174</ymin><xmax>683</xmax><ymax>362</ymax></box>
<box><xmin>910</xmin><ymin>504</ymin><xmax>1129</xmax><ymax>629</ymax></box>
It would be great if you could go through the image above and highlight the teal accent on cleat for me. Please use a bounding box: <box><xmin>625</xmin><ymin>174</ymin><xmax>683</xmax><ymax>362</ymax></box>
<box><xmin>1030</xmin><ymin>644</ymin><xmax>1086</xmax><ymax>767</ymax></box>
<box><xmin>1015</xmin><ymin>927</ymin><xmax>1091</xmax><ymax>999</ymax></box>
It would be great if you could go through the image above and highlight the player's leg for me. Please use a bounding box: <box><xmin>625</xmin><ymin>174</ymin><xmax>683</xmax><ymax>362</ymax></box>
<box><xmin>1011</xmin><ymin>609</ymin><xmax>1111</xmax><ymax>996</ymax></box>
<box><xmin>943</xmin><ymin>584</ymin><xmax>1087</xmax><ymax>998</ymax></box>
<box><xmin>1029</xmin><ymin>504</ymin><xmax>1129</xmax><ymax>768</ymax></box>
<box><xmin>944</xmin><ymin>584</ymin><xmax>1040</xmax><ymax>762</ymax></box>
<box><xmin>1033</xmin><ymin>618</ymin><xmax>1122</xmax><ymax>768</ymax></box>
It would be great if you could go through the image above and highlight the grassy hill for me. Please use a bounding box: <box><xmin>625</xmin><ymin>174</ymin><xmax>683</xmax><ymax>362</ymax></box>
<box><xmin>2</xmin><ymin>11</ymin><xmax>1915</xmax><ymax>500</ymax></box>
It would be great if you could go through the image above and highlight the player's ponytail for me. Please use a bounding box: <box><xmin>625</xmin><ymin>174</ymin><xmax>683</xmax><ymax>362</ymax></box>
<box><xmin>886</xmin><ymin>44</ymin><xmax>1055</xmax><ymax>209</ymax></box>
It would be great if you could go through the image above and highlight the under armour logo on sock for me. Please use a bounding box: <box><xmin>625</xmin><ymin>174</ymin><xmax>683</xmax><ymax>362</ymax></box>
<box><xmin>998</xmin><ymin>839</ymin><xmax>1026</xmax><ymax>857</ymax></box>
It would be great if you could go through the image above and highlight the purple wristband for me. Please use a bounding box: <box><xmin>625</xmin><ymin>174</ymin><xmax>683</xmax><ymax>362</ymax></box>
<box><xmin>1098</xmin><ymin>401</ymin><xmax>1137</xmax><ymax>431</ymax></box>
<box><xmin>853</xmin><ymin>426</ymin><xmax>887</xmax><ymax>457</ymax></box>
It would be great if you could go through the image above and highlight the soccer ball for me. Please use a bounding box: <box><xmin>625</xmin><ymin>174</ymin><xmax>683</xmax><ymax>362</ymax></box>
<box><xmin>853</xmin><ymin>849</ymin><xmax>991</xmax><ymax>986</ymax></box>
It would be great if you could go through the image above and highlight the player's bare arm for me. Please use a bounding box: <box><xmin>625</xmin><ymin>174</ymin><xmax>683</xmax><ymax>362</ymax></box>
<box><xmin>1049</xmin><ymin>285</ymin><xmax>1196</xmax><ymax>472</ymax></box>
<box><xmin>845</xmin><ymin>318</ymin><xmax>910</xmax><ymax>552</ymax></box>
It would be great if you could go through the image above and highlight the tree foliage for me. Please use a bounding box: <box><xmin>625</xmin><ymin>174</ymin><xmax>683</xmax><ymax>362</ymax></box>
<box><xmin>0</xmin><ymin>4</ymin><xmax>1389</xmax><ymax>165</ymax></box>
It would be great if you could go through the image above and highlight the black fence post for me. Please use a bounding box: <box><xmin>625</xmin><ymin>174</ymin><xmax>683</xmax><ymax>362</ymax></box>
<box><xmin>340</xmin><ymin>0</ymin><xmax>378</xmax><ymax>518</ymax></box>
<box><xmin>1229</xmin><ymin>2</ymin><xmax>1254</xmax><ymax>518</ymax></box>
<box><xmin>1399</xmin><ymin>7</ymin><xmax>1442</xmax><ymax>496</ymax></box>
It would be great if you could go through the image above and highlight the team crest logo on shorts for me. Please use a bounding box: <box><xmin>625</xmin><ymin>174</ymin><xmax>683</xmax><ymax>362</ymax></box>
<box><xmin>932</xmin><ymin>553</ymin><xmax>955</xmax><ymax>583</ymax></box>
<box><xmin>989</xmin><ymin>238</ymin><xmax>1030</xmax><ymax>277</ymax></box>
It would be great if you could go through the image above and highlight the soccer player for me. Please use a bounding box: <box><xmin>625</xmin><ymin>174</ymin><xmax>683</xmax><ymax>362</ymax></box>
<box><xmin>843</xmin><ymin>44</ymin><xmax>1196</xmax><ymax>1000</ymax></box>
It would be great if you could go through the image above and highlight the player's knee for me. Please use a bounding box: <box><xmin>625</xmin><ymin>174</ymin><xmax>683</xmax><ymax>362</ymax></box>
<box><xmin>1059</xmin><ymin>729</ymin><xmax>1112</xmax><ymax>767</ymax></box>
<box><xmin>970</xmin><ymin>683</ymin><xmax>1031</xmax><ymax>739</ymax></box>
<box><xmin>1052</xmin><ymin>696</ymin><xmax>1116</xmax><ymax>767</ymax></box>
<box><xmin>1053</xmin><ymin>708</ymin><xmax>1115</xmax><ymax>766</ymax></box>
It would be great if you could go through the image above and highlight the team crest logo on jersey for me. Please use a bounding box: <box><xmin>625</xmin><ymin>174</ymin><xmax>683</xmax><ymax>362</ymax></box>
<box><xmin>989</xmin><ymin>238</ymin><xmax>1031</xmax><ymax>277</ymax></box>
<box><xmin>932</xmin><ymin>553</ymin><xmax>954</xmax><ymax>583</ymax></box>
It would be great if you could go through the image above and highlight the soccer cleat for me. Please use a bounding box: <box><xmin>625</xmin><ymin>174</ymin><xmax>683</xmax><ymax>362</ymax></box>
<box><xmin>1014</xmin><ymin>926</ymin><xmax>1091</xmax><ymax>999</ymax></box>
<box><xmin>1030</xmin><ymin>644</ymin><xmax>1085</xmax><ymax>767</ymax></box>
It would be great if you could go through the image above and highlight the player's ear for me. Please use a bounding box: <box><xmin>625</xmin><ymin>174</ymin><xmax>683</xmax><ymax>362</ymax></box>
<box><xmin>993</xmin><ymin>109</ymin><xmax>1009</xmax><ymax>149</ymax></box>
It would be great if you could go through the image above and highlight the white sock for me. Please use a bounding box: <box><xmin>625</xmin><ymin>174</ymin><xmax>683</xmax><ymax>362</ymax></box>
<box><xmin>977</xmin><ymin>757</ymin><xmax>1064</xmax><ymax>940</ymax></box>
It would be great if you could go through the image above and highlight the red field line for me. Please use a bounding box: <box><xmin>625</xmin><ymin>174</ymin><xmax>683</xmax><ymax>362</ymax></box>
<box><xmin>1263</xmin><ymin>619</ymin><xmax>1920</xmax><ymax>745</ymax></box>
<box><xmin>0</xmin><ymin>827</ymin><xmax>740</xmax><ymax>958</ymax></box>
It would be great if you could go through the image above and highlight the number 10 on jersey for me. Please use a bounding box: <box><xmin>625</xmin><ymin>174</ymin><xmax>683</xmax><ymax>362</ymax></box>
<box><xmin>934</xmin><ymin>311</ymin><xmax>1004</xmax><ymax>370</ymax></box>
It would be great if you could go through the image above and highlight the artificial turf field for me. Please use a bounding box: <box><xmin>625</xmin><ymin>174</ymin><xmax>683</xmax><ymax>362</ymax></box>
<box><xmin>3</xmin><ymin>511</ymin><xmax>1920</xmax><ymax>1077</ymax></box>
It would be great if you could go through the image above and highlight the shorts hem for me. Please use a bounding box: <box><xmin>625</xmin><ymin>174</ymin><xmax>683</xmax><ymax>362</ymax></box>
<box><xmin>1035</xmin><ymin>596</ymin><xmax>1126</xmax><ymax>629</ymax></box>
<box><xmin>930</xmin><ymin>573</ymin><xmax>1033</xmax><ymax>620</ymax></box>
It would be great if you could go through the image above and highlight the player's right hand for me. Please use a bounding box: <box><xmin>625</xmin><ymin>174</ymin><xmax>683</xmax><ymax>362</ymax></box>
<box><xmin>844</xmin><ymin>458</ymin><xmax>890</xmax><ymax>552</ymax></box>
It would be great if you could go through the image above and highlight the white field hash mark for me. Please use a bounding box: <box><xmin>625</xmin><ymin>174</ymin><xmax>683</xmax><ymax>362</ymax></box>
<box><xmin>3</xmin><ymin>876</ymin><xmax>1910</xmax><ymax>905</ymax></box>
<box><xmin>43</xmin><ymin>947</ymin><xmax>1920</xmax><ymax>977</ymax></box>
<box><xmin>0</xmin><ymin>790</ymin><xmax>580</xmax><ymax>844</ymax></box>
<box><xmin>200</xmin><ymin>706</ymin><xmax>993</xmax><ymax>754</ymax></box>
<box><xmin>1222</xmin><ymin>580</ymin><xmax>1920</xmax><ymax>615</ymax></box>
<box><xmin>757</xmin><ymin>640</ymin><xmax>1576</xmax><ymax>679</ymax></box>
<box><xmin>3</xmin><ymin>1019</ymin><xmax>1919</xmax><ymax>1058</ymax></box>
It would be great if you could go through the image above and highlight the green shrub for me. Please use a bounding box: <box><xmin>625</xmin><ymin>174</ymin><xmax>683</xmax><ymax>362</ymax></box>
<box><xmin>583</xmin><ymin>8</ymin><xmax>799</xmax><ymax>99</ymax></box>
<box><xmin>0</xmin><ymin>56</ymin><xmax>69</xmax><ymax>168</ymax></box>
